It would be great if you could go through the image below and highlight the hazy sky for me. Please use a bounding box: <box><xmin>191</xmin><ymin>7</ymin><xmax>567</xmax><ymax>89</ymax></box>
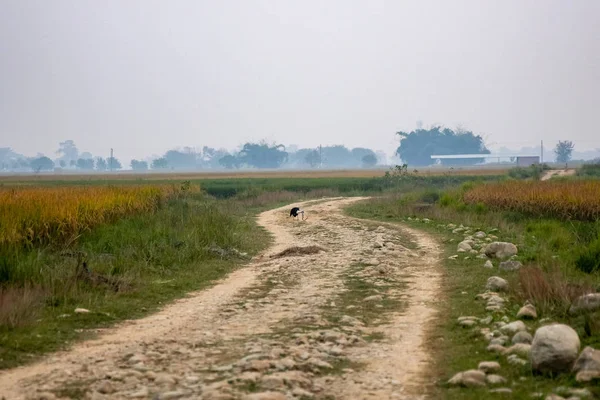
<box><xmin>1</xmin><ymin>0</ymin><xmax>599</xmax><ymax>162</ymax></box>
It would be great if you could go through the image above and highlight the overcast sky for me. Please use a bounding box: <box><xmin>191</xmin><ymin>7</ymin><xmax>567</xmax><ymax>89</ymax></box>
<box><xmin>1</xmin><ymin>0</ymin><xmax>599</xmax><ymax>162</ymax></box>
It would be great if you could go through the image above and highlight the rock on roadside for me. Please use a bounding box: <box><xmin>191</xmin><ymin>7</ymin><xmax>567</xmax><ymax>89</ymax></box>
<box><xmin>486</xmin><ymin>277</ymin><xmax>509</xmax><ymax>292</ymax></box>
<box><xmin>572</xmin><ymin>346</ymin><xmax>600</xmax><ymax>382</ymax></box>
<box><xmin>569</xmin><ymin>293</ymin><xmax>600</xmax><ymax>315</ymax></box>
<box><xmin>517</xmin><ymin>303</ymin><xmax>538</xmax><ymax>320</ymax></box>
<box><xmin>448</xmin><ymin>370</ymin><xmax>487</xmax><ymax>387</ymax></box>
<box><xmin>484</xmin><ymin>242</ymin><xmax>518</xmax><ymax>259</ymax></box>
<box><xmin>530</xmin><ymin>324</ymin><xmax>581</xmax><ymax>374</ymax></box>
<box><xmin>499</xmin><ymin>260</ymin><xmax>523</xmax><ymax>272</ymax></box>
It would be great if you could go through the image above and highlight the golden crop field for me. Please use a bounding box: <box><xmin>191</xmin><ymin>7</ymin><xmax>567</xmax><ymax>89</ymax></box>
<box><xmin>0</xmin><ymin>185</ymin><xmax>185</xmax><ymax>248</ymax></box>
<box><xmin>464</xmin><ymin>180</ymin><xmax>600</xmax><ymax>221</ymax></box>
<box><xmin>0</xmin><ymin>166</ymin><xmax>509</xmax><ymax>183</ymax></box>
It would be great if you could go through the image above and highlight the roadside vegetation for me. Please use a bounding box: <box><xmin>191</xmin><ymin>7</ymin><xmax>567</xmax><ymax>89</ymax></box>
<box><xmin>346</xmin><ymin>176</ymin><xmax>600</xmax><ymax>398</ymax></box>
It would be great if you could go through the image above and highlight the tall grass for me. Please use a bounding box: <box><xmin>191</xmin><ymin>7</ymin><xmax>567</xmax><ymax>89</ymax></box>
<box><xmin>0</xmin><ymin>190</ymin><xmax>270</xmax><ymax>368</ymax></box>
<box><xmin>463</xmin><ymin>180</ymin><xmax>600</xmax><ymax>221</ymax></box>
<box><xmin>0</xmin><ymin>184</ymin><xmax>191</xmax><ymax>249</ymax></box>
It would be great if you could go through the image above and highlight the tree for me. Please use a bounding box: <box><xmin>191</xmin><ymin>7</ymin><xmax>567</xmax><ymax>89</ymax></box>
<box><xmin>151</xmin><ymin>157</ymin><xmax>168</xmax><ymax>169</ymax></box>
<box><xmin>76</xmin><ymin>158</ymin><xmax>95</xmax><ymax>170</ymax></box>
<box><xmin>163</xmin><ymin>149</ymin><xmax>198</xmax><ymax>169</ymax></box>
<box><xmin>131</xmin><ymin>160</ymin><xmax>148</xmax><ymax>171</ymax></box>
<box><xmin>395</xmin><ymin>126</ymin><xmax>490</xmax><ymax>166</ymax></box>
<box><xmin>107</xmin><ymin>157</ymin><xmax>122</xmax><ymax>170</ymax></box>
<box><xmin>30</xmin><ymin>156</ymin><xmax>54</xmax><ymax>172</ymax></box>
<box><xmin>59</xmin><ymin>160</ymin><xmax>66</xmax><ymax>168</ymax></box>
<box><xmin>554</xmin><ymin>140</ymin><xmax>575</xmax><ymax>164</ymax></box>
<box><xmin>351</xmin><ymin>148</ymin><xmax>376</xmax><ymax>166</ymax></box>
<box><xmin>96</xmin><ymin>157</ymin><xmax>108</xmax><ymax>171</ymax></box>
<box><xmin>218</xmin><ymin>155</ymin><xmax>240</xmax><ymax>169</ymax></box>
<box><xmin>237</xmin><ymin>143</ymin><xmax>288</xmax><ymax>169</ymax></box>
<box><xmin>361</xmin><ymin>153</ymin><xmax>378</xmax><ymax>168</ymax></box>
<box><xmin>56</xmin><ymin>140</ymin><xmax>79</xmax><ymax>163</ymax></box>
<box><xmin>304</xmin><ymin>150</ymin><xmax>321</xmax><ymax>168</ymax></box>
<box><xmin>321</xmin><ymin>145</ymin><xmax>352</xmax><ymax>167</ymax></box>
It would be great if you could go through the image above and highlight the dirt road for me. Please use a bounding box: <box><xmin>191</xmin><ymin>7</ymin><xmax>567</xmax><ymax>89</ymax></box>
<box><xmin>0</xmin><ymin>197</ymin><xmax>442</xmax><ymax>400</ymax></box>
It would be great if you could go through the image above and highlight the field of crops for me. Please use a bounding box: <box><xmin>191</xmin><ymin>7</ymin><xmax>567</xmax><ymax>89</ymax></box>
<box><xmin>464</xmin><ymin>180</ymin><xmax>600</xmax><ymax>220</ymax></box>
<box><xmin>0</xmin><ymin>184</ymin><xmax>186</xmax><ymax>248</ymax></box>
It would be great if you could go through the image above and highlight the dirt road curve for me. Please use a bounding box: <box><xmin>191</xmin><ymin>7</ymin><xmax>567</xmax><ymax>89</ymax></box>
<box><xmin>0</xmin><ymin>197</ymin><xmax>442</xmax><ymax>400</ymax></box>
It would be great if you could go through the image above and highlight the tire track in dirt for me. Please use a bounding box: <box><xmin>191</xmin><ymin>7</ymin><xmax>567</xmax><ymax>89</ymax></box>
<box><xmin>0</xmin><ymin>197</ymin><xmax>441</xmax><ymax>400</ymax></box>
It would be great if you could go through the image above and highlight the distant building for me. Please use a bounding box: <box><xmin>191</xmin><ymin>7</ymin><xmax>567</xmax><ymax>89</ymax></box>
<box><xmin>430</xmin><ymin>154</ymin><xmax>540</xmax><ymax>166</ymax></box>
<box><xmin>516</xmin><ymin>156</ymin><xmax>540</xmax><ymax>167</ymax></box>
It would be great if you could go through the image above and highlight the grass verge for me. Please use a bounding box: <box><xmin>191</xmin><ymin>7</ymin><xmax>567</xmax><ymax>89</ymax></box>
<box><xmin>345</xmin><ymin>194</ymin><xmax>600</xmax><ymax>400</ymax></box>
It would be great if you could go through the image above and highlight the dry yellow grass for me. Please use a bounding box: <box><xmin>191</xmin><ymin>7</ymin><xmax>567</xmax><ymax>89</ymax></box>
<box><xmin>0</xmin><ymin>185</ymin><xmax>185</xmax><ymax>248</ymax></box>
<box><xmin>464</xmin><ymin>180</ymin><xmax>600</xmax><ymax>221</ymax></box>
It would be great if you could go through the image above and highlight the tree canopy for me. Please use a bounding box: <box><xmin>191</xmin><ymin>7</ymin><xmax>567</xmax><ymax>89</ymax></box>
<box><xmin>554</xmin><ymin>140</ymin><xmax>574</xmax><ymax>163</ymax></box>
<box><xmin>30</xmin><ymin>156</ymin><xmax>54</xmax><ymax>172</ymax></box>
<box><xmin>237</xmin><ymin>143</ymin><xmax>288</xmax><ymax>169</ymax></box>
<box><xmin>395</xmin><ymin>126</ymin><xmax>490</xmax><ymax>166</ymax></box>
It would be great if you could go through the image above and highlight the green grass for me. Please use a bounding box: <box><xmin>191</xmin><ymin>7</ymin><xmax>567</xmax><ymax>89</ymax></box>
<box><xmin>0</xmin><ymin>192</ymin><xmax>272</xmax><ymax>369</ymax></box>
<box><xmin>345</xmin><ymin>193</ymin><xmax>600</xmax><ymax>399</ymax></box>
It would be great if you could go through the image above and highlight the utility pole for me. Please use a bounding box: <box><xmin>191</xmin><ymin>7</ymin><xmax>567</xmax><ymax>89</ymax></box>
<box><xmin>541</xmin><ymin>140</ymin><xmax>544</xmax><ymax>164</ymax></box>
<box><xmin>110</xmin><ymin>148</ymin><xmax>114</xmax><ymax>172</ymax></box>
<box><xmin>319</xmin><ymin>145</ymin><xmax>322</xmax><ymax>169</ymax></box>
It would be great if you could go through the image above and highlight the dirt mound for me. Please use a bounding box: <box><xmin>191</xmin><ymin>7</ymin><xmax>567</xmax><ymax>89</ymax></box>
<box><xmin>270</xmin><ymin>245</ymin><xmax>325</xmax><ymax>259</ymax></box>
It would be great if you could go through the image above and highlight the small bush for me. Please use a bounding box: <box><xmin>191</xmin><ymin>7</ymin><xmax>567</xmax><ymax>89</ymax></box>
<box><xmin>575</xmin><ymin>237</ymin><xmax>600</xmax><ymax>274</ymax></box>
<box><xmin>578</xmin><ymin>163</ymin><xmax>600</xmax><ymax>177</ymax></box>
<box><xmin>419</xmin><ymin>190</ymin><xmax>440</xmax><ymax>204</ymax></box>
<box><xmin>517</xmin><ymin>266</ymin><xmax>591</xmax><ymax>315</ymax></box>
<box><xmin>0</xmin><ymin>285</ymin><xmax>45</xmax><ymax>329</ymax></box>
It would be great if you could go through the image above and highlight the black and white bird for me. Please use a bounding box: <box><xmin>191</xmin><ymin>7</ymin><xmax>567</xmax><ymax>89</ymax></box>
<box><xmin>289</xmin><ymin>207</ymin><xmax>305</xmax><ymax>220</ymax></box>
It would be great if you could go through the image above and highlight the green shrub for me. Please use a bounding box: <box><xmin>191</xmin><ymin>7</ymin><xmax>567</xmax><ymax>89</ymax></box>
<box><xmin>419</xmin><ymin>190</ymin><xmax>440</xmax><ymax>204</ymax></box>
<box><xmin>575</xmin><ymin>237</ymin><xmax>600</xmax><ymax>274</ymax></box>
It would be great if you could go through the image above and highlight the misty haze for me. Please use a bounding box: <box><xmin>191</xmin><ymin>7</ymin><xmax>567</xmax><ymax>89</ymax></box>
<box><xmin>1</xmin><ymin>1</ymin><xmax>599</xmax><ymax>172</ymax></box>
<box><xmin>1</xmin><ymin>2</ymin><xmax>600</xmax><ymax>400</ymax></box>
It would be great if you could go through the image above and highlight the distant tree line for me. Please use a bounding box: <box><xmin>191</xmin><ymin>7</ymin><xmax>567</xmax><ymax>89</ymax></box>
<box><xmin>0</xmin><ymin>141</ymin><xmax>382</xmax><ymax>172</ymax></box>
<box><xmin>0</xmin><ymin>127</ymin><xmax>582</xmax><ymax>172</ymax></box>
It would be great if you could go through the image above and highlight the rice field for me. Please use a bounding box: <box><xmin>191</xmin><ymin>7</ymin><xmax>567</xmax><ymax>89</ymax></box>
<box><xmin>463</xmin><ymin>180</ymin><xmax>600</xmax><ymax>221</ymax></box>
<box><xmin>0</xmin><ymin>184</ymin><xmax>189</xmax><ymax>248</ymax></box>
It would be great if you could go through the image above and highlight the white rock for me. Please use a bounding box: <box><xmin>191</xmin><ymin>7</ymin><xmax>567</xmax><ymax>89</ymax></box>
<box><xmin>499</xmin><ymin>260</ymin><xmax>523</xmax><ymax>271</ymax></box>
<box><xmin>478</xmin><ymin>361</ymin><xmax>501</xmax><ymax>373</ymax></box>
<box><xmin>500</xmin><ymin>321</ymin><xmax>526</xmax><ymax>335</ymax></box>
<box><xmin>458</xmin><ymin>240</ymin><xmax>473</xmax><ymax>252</ymax></box>
<box><xmin>484</xmin><ymin>260</ymin><xmax>494</xmax><ymax>269</ymax></box>
<box><xmin>74</xmin><ymin>308</ymin><xmax>90</xmax><ymax>314</ymax></box>
<box><xmin>530</xmin><ymin>324</ymin><xmax>581</xmax><ymax>374</ymax></box>
<box><xmin>447</xmin><ymin>369</ymin><xmax>487</xmax><ymax>387</ymax></box>
<box><xmin>484</xmin><ymin>242</ymin><xmax>518</xmax><ymax>259</ymax></box>
<box><xmin>486</xmin><ymin>277</ymin><xmax>508</xmax><ymax>292</ymax></box>
<box><xmin>504</xmin><ymin>343</ymin><xmax>531</xmax><ymax>358</ymax></box>
<box><xmin>507</xmin><ymin>354</ymin><xmax>528</xmax><ymax>366</ymax></box>
<box><xmin>512</xmin><ymin>331</ymin><xmax>533</xmax><ymax>345</ymax></box>
<box><xmin>475</xmin><ymin>231</ymin><xmax>487</xmax><ymax>239</ymax></box>
<box><xmin>486</xmin><ymin>374</ymin><xmax>507</xmax><ymax>385</ymax></box>
<box><xmin>572</xmin><ymin>346</ymin><xmax>600</xmax><ymax>382</ymax></box>
<box><xmin>569</xmin><ymin>293</ymin><xmax>600</xmax><ymax>314</ymax></box>
<box><xmin>517</xmin><ymin>304</ymin><xmax>538</xmax><ymax>320</ymax></box>
<box><xmin>490</xmin><ymin>388</ymin><xmax>512</xmax><ymax>394</ymax></box>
